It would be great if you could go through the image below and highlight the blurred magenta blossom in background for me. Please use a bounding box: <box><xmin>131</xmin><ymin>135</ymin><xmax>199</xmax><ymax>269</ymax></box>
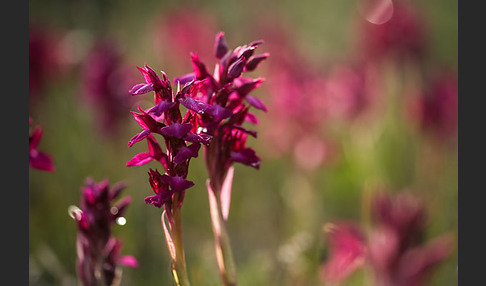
<box><xmin>71</xmin><ymin>178</ymin><xmax>137</xmax><ymax>286</ymax></box>
<box><xmin>321</xmin><ymin>191</ymin><xmax>453</xmax><ymax>286</ymax></box>
<box><xmin>29</xmin><ymin>117</ymin><xmax>55</xmax><ymax>172</ymax></box>
<box><xmin>81</xmin><ymin>38</ymin><xmax>137</xmax><ymax>137</ymax></box>
<box><xmin>408</xmin><ymin>71</ymin><xmax>458</xmax><ymax>141</ymax></box>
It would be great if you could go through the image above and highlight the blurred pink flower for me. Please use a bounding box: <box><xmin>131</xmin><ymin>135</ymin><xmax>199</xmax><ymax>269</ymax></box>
<box><xmin>29</xmin><ymin>117</ymin><xmax>55</xmax><ymax>172</ymax></box>
<box><xmin>320</xmin><ymin>222</ymin><xmax>367</xmax><ymax>284</ymax></box>
<box><xmin>408</xmin><ymin>71</ymin><xmax>458</xmax><ymax>141</ymax></box>
<box><xmin>256</xmin><ymin>20</ymin><xmax>382</xmax><ymax>170</ymax></box>
<box><xmin>152</xmin><ymin>8</ymin><xmax>219</xmax><ymax>69</ymax></box>
<box><xmin>323</xmin><ymin>63</ymin><xmax>382</xmax><ymax>122</ymax></box>
<box><xmin>72</xmin><ymin>178</ymin><xmax>137</xmax><ymax>286</ymax></box>
<box><xmin>29</xmin><ymin>24</ymin><xmax>65</xmax><ymax>104</ymax></box>
<box><xmin>81</xmin><ymin>38</ymin><xmax>137</xmax><ymax>136</ymax></box>
<box><xmin>357</xmin><ymin>1</ymin><xmax>427</xmax><ymax>63</ymax></box>
<box><xmin>368</xmin><ymin>192</ymin><xmax>453</xmax><ymax>286</ymax></box>
<box><xmin>251</xmin><ymin>17</ymin><xmax>385</xmax><ymax>171</ymax></box>
<box><xmin>320</xmin><ymin>191</ymin><xmax>453</xmax><ymax>286</ymax></box>
<box><xmin>253</xmin><ymin>20</ymin><xmax>332</xmax><ymax>168</ymax></box>
<box><xmin>127</xmin><ymin>63</ymin><xmax>211</xmax><ymax>208</ymax></box>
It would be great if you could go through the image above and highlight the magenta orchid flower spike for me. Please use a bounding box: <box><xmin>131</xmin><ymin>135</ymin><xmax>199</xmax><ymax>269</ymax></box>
<box><xmin>29</xmin><ymin>24</ymin><xmax>64</xmax><ymax>104</ymax></box>
<box><xmin>126</xmin><ymin>61</ymin><xmax>213</xmax><ymax>285</ymax></box>
<box><xmin>409</xmin><ymin>71</ymin><xmax>458</xmax><ymax>141</ymax></box>
<box><xmin>29</xmin><ymin>117</ymin><xmax>55</xmax><ymax>172</ymax></box>
<box><xmin>70</xmin><ymin>178</ymin><xmax>137</xmax><ymax>286</ymax></box>
<box><xmin>320</xmin><ymin>222</ymin><xmax>367</xmax><ymax>284</ymax></box>
<box><xmin>172</xmin><ymin>32</ymin><xmax>269</xmax><ymax>286</ymax></box>
<box><xmin>320</xmin><ymin>191</ymin><xmax>453</xmax><ymax>286</ymax></box>
<box><xmin>125</xmin><ymin>32</ymin><xmax>268</xmax><ymax>286</ymax></box>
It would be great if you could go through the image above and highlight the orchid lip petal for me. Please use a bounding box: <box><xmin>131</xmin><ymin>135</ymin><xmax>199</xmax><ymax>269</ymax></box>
<box><xmin>160</xmin><ymin>175</ymin><xmax>195</xmax><ymax>193</ymax></box>
<box><xmin>230</xmin><ymin>148</ymin><xmax>261</xmax><ymax>169</ymax></box>
<box><xmin>207</xmin><ymin>104</ymin><xmax>233</xmax><ymax>122</ymax></box>
<box><xmin>160</xmin><ymin>123</ymin><xmax>193</xmax><ymax>139</ymax></box>
<box><xmin>147</xmin><ymin>100</ymin><xmax>177</xmax><ymax>117</ymax></box>
<box><xmin>179</xmin><ymin>96</ymin><xmax>211</xmax><ymax>115</ymax></box>
<box><xmin>173</xmin><ymin>143</ymin><xmax>201</xmax><ymax>164</ymax></box>
<box><xmin>183</xmin><ymin>132</ymin><xmax>212</xmax><ymax>146</ymax></box>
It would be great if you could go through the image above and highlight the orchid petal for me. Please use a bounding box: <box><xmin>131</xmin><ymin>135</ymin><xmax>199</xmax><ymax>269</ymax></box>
<box><xmin>119</xmin><ymin>255</ymin><xmax>139</xmax><ymax>268</ymax></box>
<box><xmin>230</xmin><ymin>148</ymin><xmax>261</xmax><ymax>169</ymax></box>
<box><xmin>183</xmin><ymin>132</ymin><xmax>212</xmax><ymax>146</ymax></box>
<box><xmin>147</xmin><ymin>100</ymin><xmax>177</xmax><ymax>117</ymax></box>
<box><xmin>173</xmin><ymin>73</ymin><xmax>195</xmax><ymax>86</ymax></box>
<box><xmin>173</xmin><ymin>143</ymin><xmax>201</xmax><ymax>164</ymax></box>
<box><xmin>129</xmin><ymin>83</ymin><xmax>154</xmax><ymax>95</ymax></box>
<box><xmin>126</xmin><ymin>152</ymin><xmax>153</xmax><ymax>167</ymax></box>
<box><xmin>128</xmin><ymin>129</ymin><xmax>151</xmax><ymax>148</ymax></box>
<box><xmin>29</xmin><ymin>150</ymin><xmax>55</xmax><ymax>172</ymax></box>
<box><xmin>160</xmin><ymin>123</ymin><xmax>193</xmax><ymax>138</ymax></box>
<box><xmin>227</xmin><ymin>56</ymin><xmax>246</xmax><ymax>79</ymax></box>
<box><xmin>160</xmin><ymin>175</ymin><xmax>195</xmax><ymax>193</ymax></box>
<box><xmin>215</xmin><ymin>32</ymin><xmax>229</xmax><ymax>59</ymax></box>
<box><xmin>245</xmin><ymin>95</ymin><xmax>268</xmax><ymax>112</ymax></box>
<box><xmin>244</xmin><ymin>53</ymin><xmax>270</xmax><ymax>71</ymax></box>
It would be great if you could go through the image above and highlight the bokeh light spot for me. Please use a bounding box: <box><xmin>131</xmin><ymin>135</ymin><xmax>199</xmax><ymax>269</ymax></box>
<box><xmin>358</xmin><ymin>0</ymin><xmax>394</xmax><ymax>25</ymax></box>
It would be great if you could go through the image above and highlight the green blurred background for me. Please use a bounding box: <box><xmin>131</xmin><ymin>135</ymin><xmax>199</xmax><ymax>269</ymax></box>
<box><xmin>29</xmin><ymin>0</ymin><xmax>457</xmax><ymax>285</ymax></box>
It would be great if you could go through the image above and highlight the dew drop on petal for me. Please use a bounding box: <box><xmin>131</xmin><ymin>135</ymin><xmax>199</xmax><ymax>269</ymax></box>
<box><xmin>358</xmin><ymin>0</ymin><xmax>394</xmax><ymax>25</ymax></box>
<box><xmin>116</xmin><ymin>217</ymin><xmax>127</xmax><ymax>226</ymax></box>
<box><xmin>197</xmin><ymin>127</ymin><xmax>208</xmax><ymax>134</ymax></box>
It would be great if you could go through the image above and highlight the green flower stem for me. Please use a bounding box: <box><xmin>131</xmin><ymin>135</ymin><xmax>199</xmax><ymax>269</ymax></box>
<box><xmin>208</xmin><ymin>185</ymin><xmax>237</xmax><ymax>286</ymax></box>
<box><xmin>167</xmin><ymin>193</ymin><xmax>191</xmax><ymax>286</ymax></box>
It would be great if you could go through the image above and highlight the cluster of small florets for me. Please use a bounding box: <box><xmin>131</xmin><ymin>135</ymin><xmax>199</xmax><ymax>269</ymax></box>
<box><xmin>179</xmin><ymin>32</ymin><xmax>269</xmax><ymax>189</ymax></box>
<box><xmin>127</xmin><ymin>31</ymin><xmax>269</xmax><ymax>206</ymax></box>
<box><xmin>72</xmin><ymin>178</ymin><xmax>137</xmax><ymax>286</ymax></box>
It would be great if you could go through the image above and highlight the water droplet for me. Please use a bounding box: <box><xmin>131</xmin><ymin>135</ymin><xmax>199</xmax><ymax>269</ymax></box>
<box><xmin>197</xmin><ymin>127</ymin><xmax>208</xmax><ymax>134</ymax></box>
<box><xmin>110</xmin><ymin>207</ymin><xmax>119</xmax><ymax>215</ymax></box>
<box><xmin>116</xmin><ymin>217</ymin><xmax>127</xmax><ymax>226</ymax></box>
